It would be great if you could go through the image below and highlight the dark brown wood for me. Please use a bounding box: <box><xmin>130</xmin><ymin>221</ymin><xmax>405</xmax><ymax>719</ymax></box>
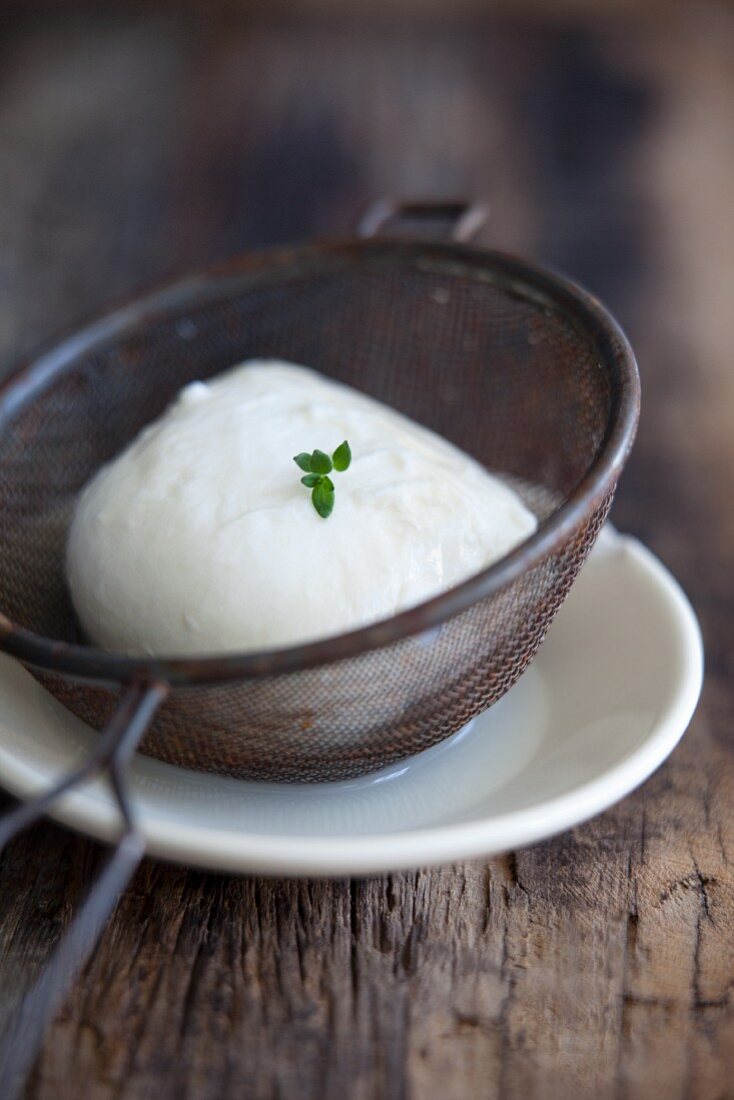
<box><xmin>0</xmin><ymin>6</ymin><xmax>733</xmax><ymax>1098</ymax></box>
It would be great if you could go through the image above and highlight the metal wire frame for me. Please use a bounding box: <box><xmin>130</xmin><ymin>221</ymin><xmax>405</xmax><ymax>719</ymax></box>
<box><xmin>0</xmin><ymin>199</ymin><xmax>639</xmax><ymax>1087</ymax></box>
<box><xmin>0</xmin><ymin>681</ymin><xmax>168</xmax><ymax>1096</ymax></box>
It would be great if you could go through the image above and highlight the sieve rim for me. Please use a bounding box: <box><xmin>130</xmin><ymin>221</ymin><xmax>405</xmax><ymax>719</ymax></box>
<box><xmin>0</xmin><ymin>237</ymin><xmax>640</xmax><ymax>686</ymax></box>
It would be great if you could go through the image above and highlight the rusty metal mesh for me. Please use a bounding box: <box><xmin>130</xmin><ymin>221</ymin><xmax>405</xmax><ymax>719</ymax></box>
<box><xmin>0</xmin><ymin>246</ymin><xmax>617</xmax><ymax>781</ymax></box>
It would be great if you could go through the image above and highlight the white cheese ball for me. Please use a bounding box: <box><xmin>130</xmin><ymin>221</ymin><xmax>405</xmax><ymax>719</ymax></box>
<box><xmin>66</xmin><ymin>361</ymin><xmax>537</xmax><ymax>655</ymax></box>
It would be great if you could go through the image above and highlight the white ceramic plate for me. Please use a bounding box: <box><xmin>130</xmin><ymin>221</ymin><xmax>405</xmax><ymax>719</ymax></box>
<box><xmin>0</xmin><ymin>527</ymin><xmax>703</xmax><ymax>876</ymax></box>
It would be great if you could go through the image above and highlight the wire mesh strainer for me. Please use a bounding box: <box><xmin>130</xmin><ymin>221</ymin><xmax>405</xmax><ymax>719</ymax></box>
<box><xmin>0</xmin><ymin>202</ymin><xmax>639</xmax><ymax>784</ymax></box>
<box><xmin>0</xmin><ymin>202</ymin><xmax>638</xmax><ymax>1089</ymax></box>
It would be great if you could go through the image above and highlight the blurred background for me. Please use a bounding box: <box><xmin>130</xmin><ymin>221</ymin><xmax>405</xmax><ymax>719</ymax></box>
<box><xmin>2</xmin><ymin>1</ymin><xmax>733</xmax><ymax>585</ymax></box>
<box><xmin>1</xmin><ymin>0</ymin><xmax>732</xmax><ymax>684</ymax></box>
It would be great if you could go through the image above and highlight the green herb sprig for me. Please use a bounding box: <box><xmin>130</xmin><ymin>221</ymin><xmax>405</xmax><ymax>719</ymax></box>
<box><xmin>294</xmin><ymin>441</ymin><xmax>352</xmax><ymax>518</ymax></box>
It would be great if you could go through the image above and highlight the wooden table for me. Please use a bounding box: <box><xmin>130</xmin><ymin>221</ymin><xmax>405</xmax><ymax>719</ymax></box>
<box><xmin>1</xmin><ymin>5</ymin><xmax>733</xmax><ymax>1097</ymax></box>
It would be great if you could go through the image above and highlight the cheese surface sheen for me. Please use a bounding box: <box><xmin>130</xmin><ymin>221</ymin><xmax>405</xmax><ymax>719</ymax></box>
<box><xmin>66</xmin><ymin>361</ymin><xmax>537</xmax><ymax>655</ymax></box>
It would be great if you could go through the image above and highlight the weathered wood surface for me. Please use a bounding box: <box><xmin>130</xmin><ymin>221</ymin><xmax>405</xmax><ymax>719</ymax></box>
<box><xmin>0</xmin><ymin>6</ymin><xmax>733</xmax><ymax>1098</ymax></box>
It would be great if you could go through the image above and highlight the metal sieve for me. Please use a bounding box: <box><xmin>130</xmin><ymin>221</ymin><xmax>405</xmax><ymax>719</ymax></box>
<box><xmin>0</xmin><ymin>202</ymin><xmax>639</xmax><ymax>782</ymax></box>
<box><xmin>0</xmin><ymin>202</ymin><xmax>638</xmax><ymax>1088</ymax></box>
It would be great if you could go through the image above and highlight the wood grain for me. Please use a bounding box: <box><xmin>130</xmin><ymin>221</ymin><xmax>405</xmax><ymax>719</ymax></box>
<box><xmin>1</xmin><ymin>6</ymin><xmax>733</xmax><ymax>1098</ymax></box>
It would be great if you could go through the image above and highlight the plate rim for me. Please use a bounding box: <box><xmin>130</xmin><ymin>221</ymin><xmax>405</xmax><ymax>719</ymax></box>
<box><xmin>0</xmin><ymin>530</ymin><xmax>703</xmax><ymax>876</ymax></box>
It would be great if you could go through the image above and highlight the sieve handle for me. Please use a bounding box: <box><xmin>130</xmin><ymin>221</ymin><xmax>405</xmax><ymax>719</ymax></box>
<box><xmin>358</xmin><ymin>199</ymin><xmax>488</xmax><ymax>243</ymax></box>
<box><xmin>0</xmin><ymin>679</ymin><xmax>168</xmax><ymax>1097</ymax></box>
